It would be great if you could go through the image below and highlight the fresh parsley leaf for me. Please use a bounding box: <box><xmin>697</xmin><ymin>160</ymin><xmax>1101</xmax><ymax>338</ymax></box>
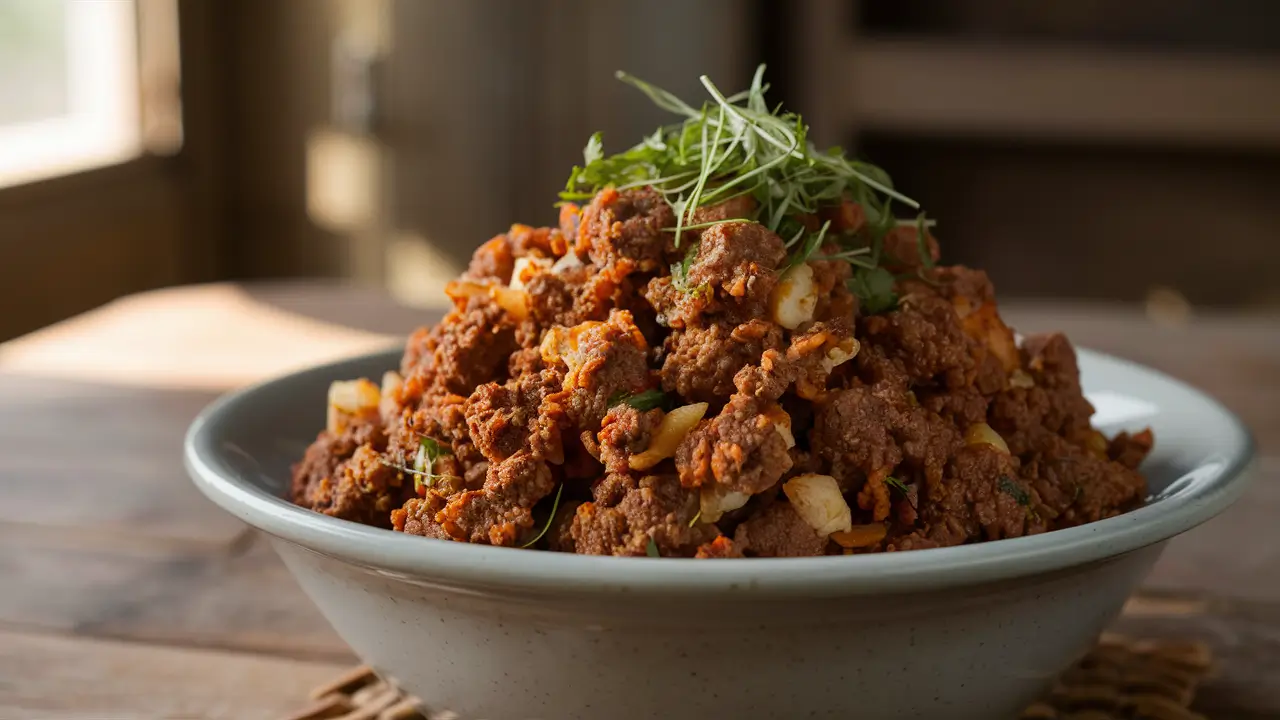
<box><xmin>609</xmin><ymin>389</ymin><xmax>669</xmax><ymax>412</ymax></box>
<box><xmin>520</xmin><ymin>483</ymin><xmax>564</xmax><ymax>549</ymax></box>
<box><xmin>848</xmin><ymin>266</ymin><xmax>898</xmax><ymax>315</ymax></box>
<box><xmin>645</xmin><ymin>536</ymin><xmax>660</xmax><ymax>558</ymax></box>
<box><xmin>998</xmin><ymin>476</ymin><xmax>1031</xmax><ymax>507</ymax></box>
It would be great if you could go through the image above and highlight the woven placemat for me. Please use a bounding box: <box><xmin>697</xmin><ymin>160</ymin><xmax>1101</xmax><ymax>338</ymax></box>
<box><xmin>283</xmin><ymin>634</ymin><xmax>1212</xmax><ymax>720</ymax></box>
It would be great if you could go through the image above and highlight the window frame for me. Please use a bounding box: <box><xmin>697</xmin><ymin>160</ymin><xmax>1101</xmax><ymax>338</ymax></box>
<box><xmin>0</xmin><ymin>0</ymin><xmax>220</xmax><ymax>342</ymax></box>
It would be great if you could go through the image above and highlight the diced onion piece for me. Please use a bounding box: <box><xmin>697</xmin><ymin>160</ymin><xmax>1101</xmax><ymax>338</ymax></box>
<box><xmin>783</xmin><ymin>473</ymin><xmax>853</xmax><ymax>536</ymax></box>
<box><xmin>379</xmin><ymin>371</ymin><xmax>403</xmax><ymax>416</ymax></box>
<box><xmin>763</xmin><ymin>406</ymin><xmax>795</xmax><ymax>449</ymax></box>
<box><xmin>1086</xmin><ymin>430</ymin><xmax>1108</xmax><ymax>458</ymax></box>
<box><xmin>539</xmin><ymin>326</ymin><xmax>571</xmax><ymax>366</ymax></box>
<box><xmin>965</xmin><ymin>422</ymin><xmax>1010</xmax><ymax>454</ymax></box>
<box><xmin>540</xmin><ymin>321</ymin><xmax>607</xmax><ymax>379</ymax></box>
<box><xmin>769</xmin><ymin>263</ymin><xmax>818</xmax><ymax>330</ymax></box>
<box><xmin>490</xmin><ymin>285</ymin><xmax>529</xmax><ymax>321</ymax></box>
<box><xmin>510</xmin><ymin>256</ymin><xmax>552</xmax><ymax>290</ymax></box>
<box><xmin>444</xmin><ymin>279</ymin><xmax>488</xmax><ymax>302</ymax></box>
<box><xmin>959</xmin><ymin>302</ymin><xmax>1019</xmax><ymax>371</ymax></box>
<box><xmin>551</xmin><ymin>252</ymin><xmax>582</xmax><ymax>273</ymax></box>
<box><xmin>444</xmin><ymin>279</ymin><xmax>529</xmax><ymax>321</ymax></box>
<box><xmin>821</xmin><ymin>336</ymin><xmax>861</xmax><ymax>373</ymax></box>
<box><xmin>630</xmin><ymin>402</ymin><xmax>709</xmax><ymax>471</ymax></box>
<box><xmin>775</xmin><ymin>421</ymin><xmax>796</xmax><ymax>449</ymax></box>
<box><xmin>380</xmin><ymin>371</ymin><xmax>403</xmax><ymax>397</ymax></box>
<box><xmin>699</xmin><ymin>486</ymin><xmax>751</xmax><ymax>524</ymax></box>
<box><xmin>327</xmin><ymin>378</ymin><xmax>381</xmax><ymax>433</ymax></box>
<box><xmin>831</xmin><ymin>523</ymin><xmax>888</xmax><ymax>548</ymax></box>
<box><xmin>330</xmin><ymin>378</ymin><xmax>381</xmax><ymax>412</ymax></box>
<box><xmin>1009</xmin><ymin>368</ymin><xmax>1035</xmax><ymax>389</ymax></box>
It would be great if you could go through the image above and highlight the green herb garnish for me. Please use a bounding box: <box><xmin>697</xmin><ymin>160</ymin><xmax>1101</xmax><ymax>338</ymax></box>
<box><xmin>787</xmin><ymin>219</ymin><xmax>833</xmax><ymax>269</ymax></box>
<box><xmin>914</xmin><ymin>212</ymin><xmax>936</xmax><ymax>269</ymax></box>
<box><xmin>998</xmin><ymin>476</ymin><xmax>1031</xmax><ymax>507</ymax></box>
<box><xmin>669</xmin><ymin>240</ymin><xmax>701</xmax><ymax>295</ymax></box>
<box><xmin>520</xmin><ymin>483</ymin><xmax>564</xmax><ymax>549</ymax></box>
<box><xmin>645</xmin><ymin>536</ymin><xmax>661</xmax><ymax>558</ymax></box>
<box><xmin>608</xmin><ymin>389</ymin><xmax>669</xmax><ymax>412</ymax></box>
<box><xmin>847</xmin><ymin>266</ymin><xmax>898</xmax><ymax>315</ymax></box>
<box><xmin>884</xmin><ymin>476</ymin><xmax>910</xmax><ymax>495</ymax></box>
<box><xmin>409</xmin><ymin>436</ymin><xmax>453</xmax><ymax>494</ymax></box>
<box><xmin>688</xmin><ymin>510</ymin><xmax>703</xmax><ymax>528</ymax></box>
<box><xmin>561</xmin><ymin>65</ymin><xmax>924</xmax><ymax>313</ymax></box>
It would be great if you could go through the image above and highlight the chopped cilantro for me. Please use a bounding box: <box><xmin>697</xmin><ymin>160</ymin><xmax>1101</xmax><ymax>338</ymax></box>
<box><xmin>645</xmin><ymin>536</ymin><xmax>661</xmax><ymax>558</ymax></box>
<box><xmin>670</xmin><ymin>240</ymin><xmax>701</xmax><ymax>294</ymax></box>
<box><xmin>884</xmin><ymin>476</ymin><xmax>910</xmax><ymax>496</ymax></box>
<box><xmin>848</xmin><ymin>266</ymin><xmax>898</xmax><ymax>315</ymax></box>
<box><xmin>998</xmin><ymin>476</ymin><xmax>1031</xmax><ymax>506</ymax></box>
<box><xmin>609</xmin><ymin>389</ymin><xmax>669</xmax><ymax>412</ymax></box>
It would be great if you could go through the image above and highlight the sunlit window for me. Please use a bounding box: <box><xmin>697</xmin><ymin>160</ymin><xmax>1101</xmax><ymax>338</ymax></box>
<box><xmin>0</xmin><ymin>0</ymin><xmax>142</xmax><ymax>188</ymax></box>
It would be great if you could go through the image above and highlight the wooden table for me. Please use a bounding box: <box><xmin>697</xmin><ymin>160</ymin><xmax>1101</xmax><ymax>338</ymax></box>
<box><xmin>1</xmin><ymin>282</ymin><xmax>1276</xmax><ymax>720</ymax></box>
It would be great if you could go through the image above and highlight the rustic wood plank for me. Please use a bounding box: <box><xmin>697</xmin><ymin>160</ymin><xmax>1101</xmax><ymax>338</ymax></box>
<box><xmin>1117</xmin><ymin>593</ymin><xmax>1280</xmax><ymax>719</ymax></box>
<box><xmin>0</xmin><ymin>627</ymin><xmax>348</xmax><ymax>720</ymax></box>
<box><xmin>0</xmin><ymin>374</ymin><xmax>248</xmax><ymax>546</ymax></box>
<box><xmin>0</xmin><ymin>528</ymin><xmax>353</xmax><ymax>663</ymax></box>
<box><xmin>0</xmin><ymin>283</ymin><xmax>398</xmax><ymax>391</ymax></box>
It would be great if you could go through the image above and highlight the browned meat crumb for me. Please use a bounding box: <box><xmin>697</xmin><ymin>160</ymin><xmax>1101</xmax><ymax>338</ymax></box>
<box><xmin>695</xmin><ymin>535</ymin><xmax>745</xmax><ymax>558</ymax></box>
<box><xmin>660</xmin><ymin>319</ymin><xmax>784</xmax><ymax>402</ymax></box>
<box><xmin>734</xmin><ymin>501</ymin><xmax>828</xmax><ymax>557</ymax></box>
<box><xmin>686</xmin><ymin>221</ymin><xmax>786</xmax><ymax>318</ymax></box>
<box><xmin>566</xmin><ymin>474</ymin><xmax>713</xmax><ymax>556</ymax></box>
<box><xmin>291</xmin><ymin>421</ymin><xmax>405</xmax><ymax>527</ymax></box>
<box><xmin>688</xmin><ymin>194</ymin><xmax>757</xmax><ymax>226</ymax></box>
<box><xmin>437</xmin><ymin>450</ymin><xmax>556</xmax><ymax>546</ymax></box>
<box><xmin>597</xmin><ymin>405</ymin><xmax>662</xmax><ymax>475</ymax></box>
<box><xmin>880</xmin><ymin>225</ymin><xmax>941</xmax><ymax>273</ymax></box>
<box><xmin>290</xmin><ymin>183</ymin><xmax>1150</xmax><ymax>557</ymax></box>
<box><xmin>576</xmin><ymin>186</ymin><xmax>675</xmax><ymax>276</ymax></box>
<box><xmin>1109</xmin><ymin>429</ymin><xmax>1154</xmax><ymax>470</ymax></box>
<box><xmin>676</xmin><ymin>394</ymin><xmax>793</xmax><ymax>495</ymax></box>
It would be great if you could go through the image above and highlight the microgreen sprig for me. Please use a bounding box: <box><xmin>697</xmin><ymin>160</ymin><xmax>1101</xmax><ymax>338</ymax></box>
<box><xmin>561</xmin><ymin>64</ymin><xmax>931</xmax><ymax>313</ymax></box>
<box><xmin>381</xmin><ymin>436</ymin><xmax>457</xmax><ymax>495</ymax></box>
<box><xmin>520</xmin><ymin>483</ymin><xmax>564</xmax><ymax>549</ymax></box>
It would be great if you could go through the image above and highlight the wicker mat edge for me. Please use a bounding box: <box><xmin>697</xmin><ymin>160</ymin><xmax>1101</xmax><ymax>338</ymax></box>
<box><xmin>284</xmin><ymin>633</ymin><xmax>1213</xmax><ymax>720</ymax></box>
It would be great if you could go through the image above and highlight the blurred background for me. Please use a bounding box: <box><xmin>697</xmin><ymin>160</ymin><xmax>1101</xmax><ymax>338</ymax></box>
<box><xmin>2</xmin><ymin>0</ymin><xmax>1279</xmax><ymax>342</ymax></box>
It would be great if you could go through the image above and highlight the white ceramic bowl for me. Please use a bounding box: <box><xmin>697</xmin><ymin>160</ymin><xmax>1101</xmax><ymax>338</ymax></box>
<box><xmin>185</xmin><ymin>347</ymin><xmax>1253</xmax><ymax>720</ymax></box>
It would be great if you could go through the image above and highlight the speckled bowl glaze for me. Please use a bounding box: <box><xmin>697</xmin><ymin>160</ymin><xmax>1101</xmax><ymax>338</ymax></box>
<box><xmin>186</xmin><ymin>348</ymin><xmax>1253</xmax><ymax>720</ymax></box>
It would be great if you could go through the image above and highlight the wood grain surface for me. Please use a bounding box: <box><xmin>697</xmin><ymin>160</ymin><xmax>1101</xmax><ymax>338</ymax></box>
<box><xmin>1</xmin><ymin>282</ymin><xmax>1276</xmax><ymax>719</ymax></box>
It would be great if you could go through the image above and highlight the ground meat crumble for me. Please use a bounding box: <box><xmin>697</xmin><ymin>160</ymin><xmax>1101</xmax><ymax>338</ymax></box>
<box><xmin>293</xmin><ymin>187</ymin><xmax>1151</xmax><ymax>556</ymax></box>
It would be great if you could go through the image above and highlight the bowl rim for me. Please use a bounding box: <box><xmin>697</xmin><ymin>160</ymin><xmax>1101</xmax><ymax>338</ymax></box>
<box><xmin>185</xmin><ymin>346</ymin><xmax>1255</xmax><ymax>598</ymax></box>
